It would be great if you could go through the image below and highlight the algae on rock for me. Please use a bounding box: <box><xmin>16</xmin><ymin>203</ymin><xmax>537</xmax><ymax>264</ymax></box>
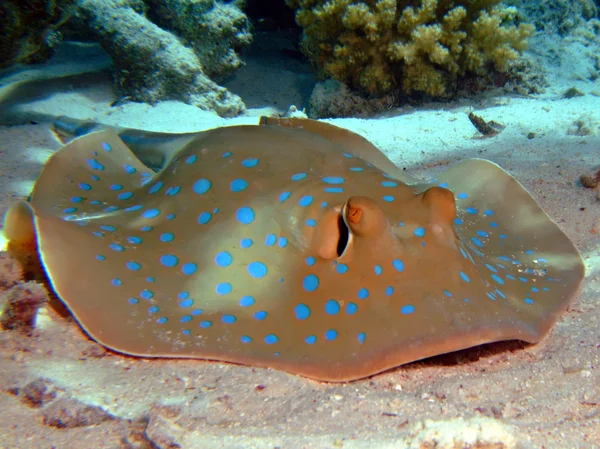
<box><xmin>70</xmin><ymin>0</ymin><xmax>251</xmax><ymax>116</ymax></box>
<box><xmin>286</xmin><ymin>0</ymin><xmax>535</xmax><ymax>98</ymax></box>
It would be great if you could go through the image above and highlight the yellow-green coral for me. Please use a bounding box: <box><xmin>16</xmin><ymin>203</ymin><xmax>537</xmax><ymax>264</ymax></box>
<box><xmin>285</xmin><ymin>0</ymin><xmax>535</xmax><ymax>97</ymax></box>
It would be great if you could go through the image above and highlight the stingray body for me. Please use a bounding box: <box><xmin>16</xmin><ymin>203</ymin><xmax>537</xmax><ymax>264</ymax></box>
<box><xmin>5</xmin><ymin>117</ymin><xmax>585</xmax><ymax>381</ymax></box>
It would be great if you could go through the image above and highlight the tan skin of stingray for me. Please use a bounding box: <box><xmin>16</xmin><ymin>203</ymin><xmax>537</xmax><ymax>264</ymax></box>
<box><xmin>4</xmin><ymin>118</ymin><xmax>585</xmax><ymax>382</ymax></box>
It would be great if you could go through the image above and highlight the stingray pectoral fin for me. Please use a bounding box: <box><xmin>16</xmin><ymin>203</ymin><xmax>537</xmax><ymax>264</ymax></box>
<box><xmin>426</xmin><ymin>158</ymin><xmax>585</xmax><ymax>341</ymax></box>
<box><xmin>260</xmin><ymin>117</ymin><xmax>418</xmax><ymax>184</ymax></box>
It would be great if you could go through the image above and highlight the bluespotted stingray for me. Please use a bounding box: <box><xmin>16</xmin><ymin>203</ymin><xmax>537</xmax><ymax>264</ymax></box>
<box><xmin>4</xmin><ymin>117</ymin><xmax>585</xmax><ymax>382</ymax></box>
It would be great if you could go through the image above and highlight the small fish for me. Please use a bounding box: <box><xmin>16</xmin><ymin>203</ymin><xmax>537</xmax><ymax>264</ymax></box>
<box><xmin>4</xmin><ymin>117</ymin><xmax>585</xmax><ymax>381</ymax></box>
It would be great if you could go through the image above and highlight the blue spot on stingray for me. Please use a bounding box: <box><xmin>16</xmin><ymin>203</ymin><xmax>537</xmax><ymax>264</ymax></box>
<box><xmin>191</xmin><ymin>309</ymin><xmax>203</xmax><ymax>316</ymax></box>
<box><xmin>525</xmin><ymin>249</ymin><xmax>535</xmax><ymax>255</ymax></box>
<box><xmin>484</xmin><ymin>209</ymin><xmax>494</xmax><ymax>216</ymax></box>
<box><xmin>336</xmin><ymin>264</ymin><xmax>348</xmax><ymax>274</ymax></box>
<box><xmin>386</xmin><ymin>286</ymin><xmax>394</xmax><ymax>296</ymax></box>
<box><xmin>443</xmin><ymin>289</ymin><xmax>453</xmax><ymax>297</ymax></box>
<box><xmin>111</xmin><ymin>278</ymin><xmax>122</xmax><ymax>287</ymax></box>
<box><xmin>524</xmin><ymin>297</ymin><xmax>534</xmax><ymax>304</ymax></box>
<box><xmin>236</xmin><ymin>207</ymin><xmax>255</xmax><ymax>224</ymax></box>
<box><xmin>439</xmin><ymin>182</ymin><xmax>449</xmax><ymax>188</ymax></box>
<box><xmin>91</xmin><ymin>175</ymin><xmax>100</xmax><ymax>181</ymax></box>
<box><xmin>166</xmin><ymin>213</ymin><xmax>176</xmax><ymax>221</ymax></box>
<box><xmin>230</xmin><ymin>179</ymin><xmax>248</xmax><ymax>192</ymax></box>
<box><xmin>306</xmin><ymin>256</ymin><xmax>316</xmax><ymax>266</ymax></box>
<box><xmin>104</xmin><ymin>206</ymin><xmax>119</xmax><ymax>212</ymax></box>
<box><xmin>278</xmin><ymin>237</ymin><xmax>288</xmax><ymax>248</ymax></box>
<box><xmin>71</xmin><ymin>196</ymin><xmax>83</xmax><ymax>203</ymax></box>
<box><xmin>457</xmin><ymin>192</ymin><xmax>468</xmax><ymax>199</ymax></box>
<box><xmin>454</xmin><ymin>218</ymin><xmax>463</xmax><ymax>225</ymax></box>
<box><xmin>180</xmin><ymin>316</ymin><xmax>192</xmax><ymax>323</ymax></box>
<box><xmin>358</xmin><ymin>332</ymin><xmax>366</xmax><ymax>344</ymax></box>
<box><xmin>265</xmin><ymin>334</ymin><xmax>279</xmax><ymax>344</ymax></box>
<box><xmin>485</xmin><ymin>263</ymin><xmax>498</xmax><ymax>273</ymax></box>
<box><xmin>96</xmin><ymin>255</ymin><xmax>106</xmax><ymax>261</ymax></box>
<box><xmin>291</xmin><ymin>173</ymin><xmax>307</xmax><ymax>181</ymax></box>
<box><xmin>486</xmin><ymin>292</ymin><xmax>496</xmax><ymax>300</ymax></box>
<box><xmin>100</xmin><ymin>225</ymin><xmax>116</xmax><ymax>232</ymax></box>
<box><xmin>216</xmin><ymin>282</ymin><xmax>232</xmax><ymax>295</ymax></box>
<box><xmin>126</xmin><ymin>261</ymin><xmax>141</xmax><ymax>271</ymax></box>
<box><xmin>279</xmin><ymin>191</ymin><xmax>291</xmax><ymax>202</ymax></box>
<box><xmin>140</xmin><ymin>225</ymin><xmax>153</xmax><ymax>232</ymax></box>
<box><xmin>79</xmin><ymin>183</ymin><xmax>92</xmax><ymax>191</ymax></box>
<box><xmin>215</xmin><ymin>251</ymin><xmax>233</xmax><ymax>267</ymax></box>
<box><xmin>414</xmin><ymin>227</ymin><xmax>426</xmax><ymax>237</ymax></box>
<box><xmin>299</xmin><ymin>195</ymin><xmax>313</xmax><ymax>207</ymax></box>
<box><xmin>179</xmin><ymin>292</ymin><xmax>189</xmax><ymax>299</ymax></box>
<box><xmin>242</xmin><ymin>158</ymin><xmax>259</xmax><ymax>167</ymax></box>
<box><xmin>143</xmin><ymin>209</ymin><xmax>160</xmax><ymax>219</ymax></box>
<box><xmin>160</xmin><ymin>254</ymin><xmax>179</xmax><ymax>267</ymax></box>
<box><xmin>110</xmin><ymin>243</ymin><xmax>125</xmax><ymax>252</ymax></box>
<box><xmin>240</xmin><ymin>296</ymin><xmax>255</xmax><ymax>307</ymax></box>
<box><xmin>303</xmin><ymin>274</ymin><xmax>319</xmax><ymax>292</ymax></box>
<box><xmin>374</xmin><ymin>265</ymin><xmax>382</xmax><ymax>275</ymax></box>
<box><xmin>321</xmin><ymin>202</ymin><xmax>328</xmax><ymax>208</ymax></box>
<box><xmin>305</xmin><ymin>335</ymin><xmax>317</xmax><ymax>345</ymax></box>
<box><xmin>149</xmin><ymin>182</ymin><xmax>163</xmax><ymax>194</ymax></box>
<box><xmin>465</xmin><ymin>207</ymin><xmax>477</xmax><ymax>215</ymax></box>
<box><xmin>186</xmin><ymin>154</ymin><xmax>197</xmax><ymax>164</ymax></box>
<box><xmin>460</xmin><ymin>271</ymin><xmax>470</xmax><ymax>283</ymax></box>
<box><xmin>324</xmin><ymin>187</ymin><xmax>344</xmax><ymax>193</ymax></box>
<box><xmin>222</xmin><ymin>315</ymin><xmax>236</xmax><ymax>324</ymax></box>
<box><xmin>491</xmin><ymin>274</ymin><xmax>505</xmax><ymax>285</ymax></box>
<box><xmin>393</xmin><ymin>259</ymin><xmax>404</xmax><ymax>272</ymax></box>
<box><xmin>381</xmin><ymin>181</ymin><xmax>398</xmax><ymax>187</ymax></box>
<box><xmin>146</xmin><ymin>277</ymin><xmax>155</xmax><ymax>283</ymax></box>
<box><xmin>193</xmin><ymin>179</ymin><xmax>212</xmax><ymax>195</ymax></box>
<box><xmin>198</xmin><ymin>212</ymin><xmax>212</xmax><ymax>224</ymax></box>
<box><xmin>325</xmin><ymin>329</ymin><xmax>338</xmax><ymax>341</ymax></box>
<box><xmin>254</xmin><ymin>311</ymin><xmax>267</xmax><ymax>320</ymax></box>
<box><xmin>222</xmin><ymin>151</ymin><xmax>232</xmax><ymax>158</ymax></box>
<box><xmin>140</xmin><ymin>289</ymin><xmax>154</xmax><ymax>300</ymax></box>
<box><xmin>499</xmin><ymin>234</ymin><xmax>508</xmax><ymax>239</ymax></box>
<box><xmin>322</xmin><ymin>177</ymin><xmax>344</xmax><ymax>184</ymax></box>
<box><xmin>128</xmin><ymin>298</ymin><xmax>139</xmax><ymax>305</ymax></box>
<box><xmin>295</xmin><ymin>304</ymin><xmax>311</xmax><ymax>320</ymax></box>
<box><xmin>148</xmin><ymin>306</ymin><xmax>159</xmax><ymax>313</ymax></box>
<box><xmin>182</xmin><ymin>263</ymin><xmax>197</xmax><ymax>275</ymax></box>
<box><xmin>490</xmin><ymin>221</ymin><xmax>498</xmax><ymax>228</ymax></box>
<box><xmin>357</xmin><ymin>288</ymin><xmax>370</xmax><ymax>299</ymax></box>
<box><xmin>241</xmin><ymin>336</ymin><xmax>252</xmax><ymax>343</ymax></box>
<box><xmin>343</xmin><ymin>153</ymin><xmax>353</xmax><ymax>158</ymax></box>
<box><xmin>247</xmin><ymin>261</ymin><xmax>268</xmax><ymax>278</ymax></box>
<box><xmin>265</xmin><ymin>234</ymin><xmax>276</xmax><ymax>246</ymax></box>
<box><xmin>118</xmin><ymin>192</ymin><xmax>134</xmax><ymax>200</ymax></box>
<box><xmin>350</xmin><ymin>167</ymin><xmax>364</xmax><ymax>172</ymax></box>
<box><xmin>125</xmin><ymin>205</ymin><xmax>143</xmax><ymax>212</ymax></box>
<box><xmin>241</xmin><ymin>238</ymin><xmax>253</xmax><ymax>248</ymax></box>
<box><xmin>401</xmin><ymin>304</ymin><xmax>415</xmax><ymax>315</ymax></box>
<box><xmin>63</xmin><ymin>207</ymin><xmax>77</xmax><ymax>213</ymax></box>
<box><xmin>531</xmin><ymin>287</ymin><xmax>540</xmax><ymax>293</ymax></box>
<box><xmin>87</xmin><ymin>159</ymin><xmax>104</xmax><ymax>170</ymax></box>
<box><xmin>93</xmin><ymin>231</ymin><xmax>104</xmax><ymax>237</ymax></box>
<box><xmin>325</xmin><ymin>299</ymin><xmax>340</xmax><ymax>315</ymax></box>
<box><xmin>383</xmin><ymin>195</ymin><xmax>395</xmax><ymax>202</ymax></box>
<box><xmin>180</xmin><ymin>299</ymin><xmax>193</xmax><ymax>308</ymax></box>
<box><xmin>200</xmin><ymin>321</ymin><xmax>212</xmax><ymax>328</ymax></box>
<box><xmin>471</xmin><ymin>237</ymin><xmax>484</xmax><ymax>247</ymax></box>
<box><xmin>124</xmin><ymin>164</ymin><xmax>136</xmax><ymax>174</ymax></box>
<box><xmin>306</xmin><ymin>218</ymin><xmax>316</xmax><ymax>227</ymax></box>
<box><xmin>346</xmin><ymin>302</ymin><xmax>358</xmax><ymax>314</ymax></box>
<box><xmin>101</xmin><ymin>142</ymin><xmax>111</xmax><ymax>152</ymax></box>
<box><xmin>476</xmin><ymin>230</ymin><xmax>489</xmax><ymax>238</ymax></box>
<box><xmin>165</xmin><ymin>186</ymin><xmax>181</xmax><ymax>196</ymax></box>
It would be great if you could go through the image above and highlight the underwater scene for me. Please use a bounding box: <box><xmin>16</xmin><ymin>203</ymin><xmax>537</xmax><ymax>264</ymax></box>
<box><xmin>0</xmin><ymin>0</ymin><xmax>598</xmax><ymax>447</ymax></box>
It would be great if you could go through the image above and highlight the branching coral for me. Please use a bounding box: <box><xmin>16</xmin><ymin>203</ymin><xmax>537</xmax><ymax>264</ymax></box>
<box><xmin>286</xmin><ymin>0</ymin><xmax>535</xmax><ymax>97</ymax></box>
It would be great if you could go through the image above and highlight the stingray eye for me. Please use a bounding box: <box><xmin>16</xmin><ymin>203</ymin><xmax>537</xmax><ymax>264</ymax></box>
<box><xmin>312</xmin><ymin>205</ymin><xmax>349</xmax><ymax>259</ymax></box>
<box><xmin>343</xmin><ymin>196</ymin><xmax>386</xmax><ymax>237</ymax></box>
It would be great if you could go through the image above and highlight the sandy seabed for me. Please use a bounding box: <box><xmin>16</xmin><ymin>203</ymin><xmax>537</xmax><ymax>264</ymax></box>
<box><xmin>0</xmin><ymin>33</ymin><xmax>599</xmax><ymax>448</ymax></box>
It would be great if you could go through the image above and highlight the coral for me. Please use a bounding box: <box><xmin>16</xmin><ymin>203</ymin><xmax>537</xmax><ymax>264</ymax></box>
<box><xmin>286</xmin><ymin>0</ymin><xmax>535</xmax><ymax>97</ymax></box>
<box><xmin>69</xmin><ymin>0</ymin><xmax>251</xmax><ymax>116</ymax></box>
<box><xmin>0</xmin><ymin>0</ymin><xmax>76</xmax><ymax>68</ymax></box>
